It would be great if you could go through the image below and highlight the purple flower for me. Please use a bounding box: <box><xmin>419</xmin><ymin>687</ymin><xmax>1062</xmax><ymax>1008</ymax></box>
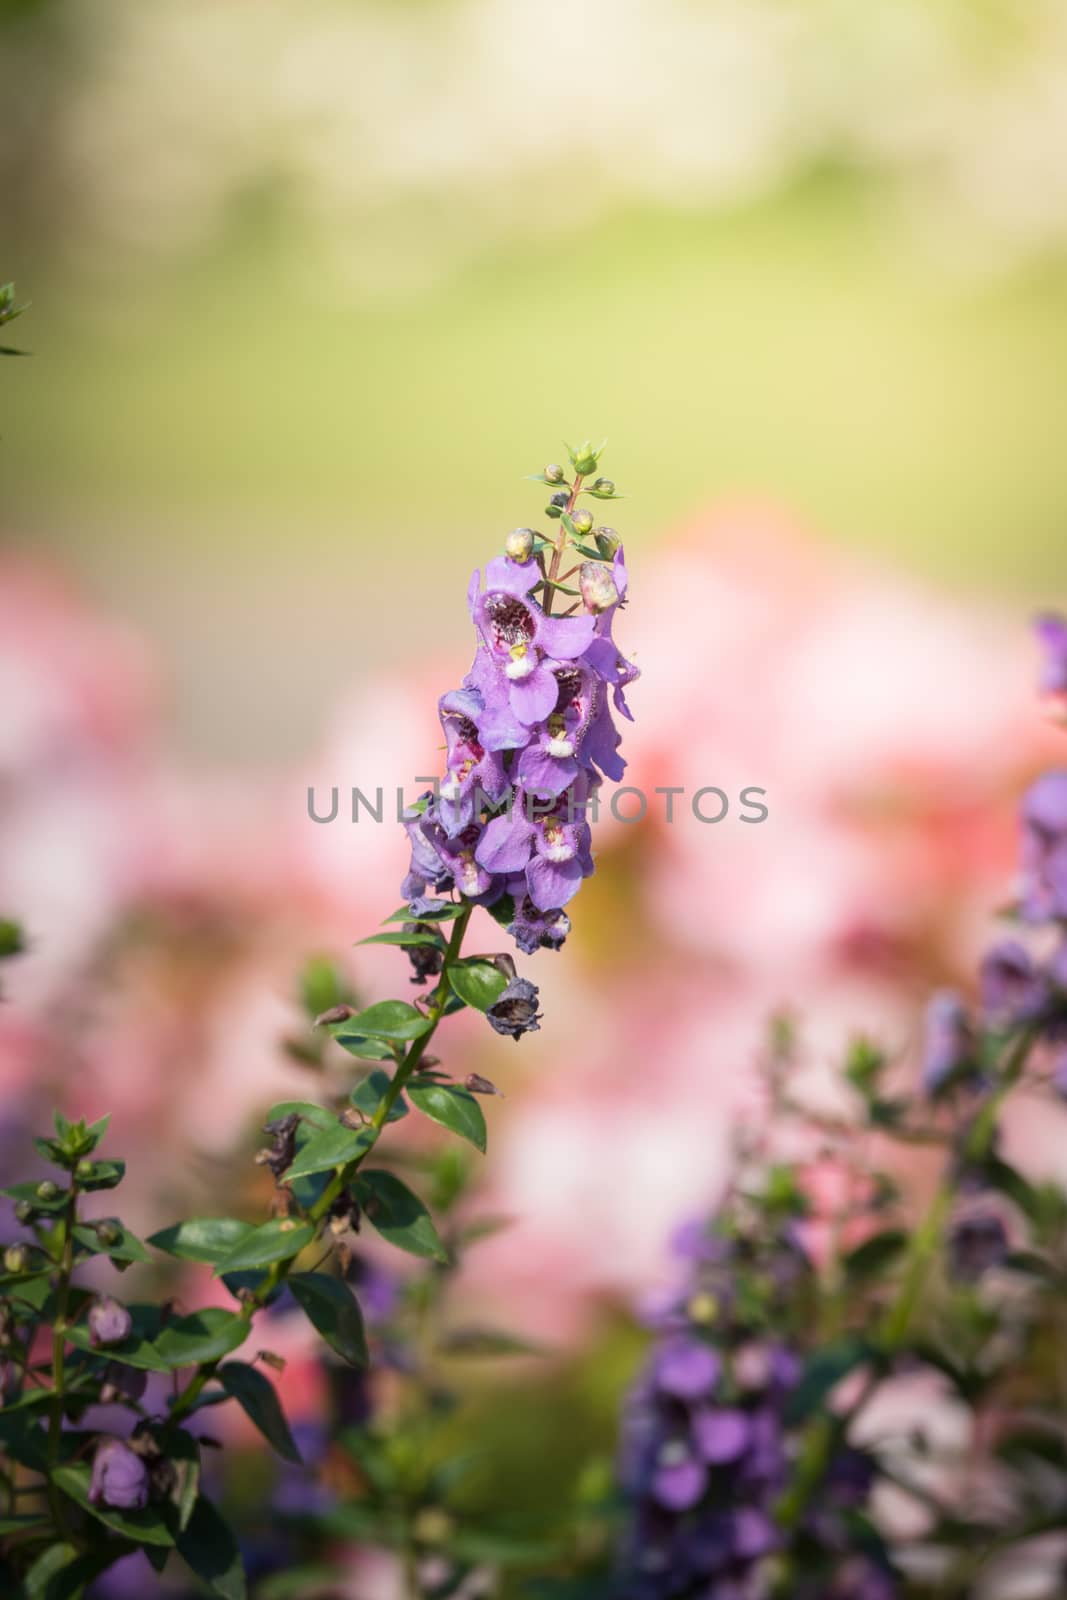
<box><xmin>1020</xmin><ymin>772</ymin><xmax>1067</xmax><ymax>922</ymax></box>
<box><xmin>437</xmin><ymin>689</ymin><xmax>508</xmax><ymax>836</ymax></box>
<box><xmin>731</xmin><ymin>1506</ymin><xmax>777</xmax><ymax>1560</ymax></box>
<box><xmin>921</xmin><ymin>990</ymin><xmax>975</xmax><ymax>1095</ymax></box>
<box><xmin>693</xmin><ymin>1407</ymin><xmax>750</xmax><ymax>1463</ymax></box>
<box><xmin>89</xmin><ymin>1438</ymin><xmax>149</xmax><ymax>1510</ymax></box>
<box><xmin>400</xmin><ymin>797</ymin><xmax>454</xmax><ymax>912</ymax></box>
<box><xmin>948</xmin><ymin>1210</ymin><xmax>1010</xmax><ymax>1281</ymax></box>
<box><xmin>88</xmin><ymin>1296</ymin><xmax>132</xmax><ymax>1348</ymax></box>
<box><xmin>651</xmin><ymin>1447</ymin><xmax>707</xmax><ymax>1512</ymax></box>
<box><xmin>1035</xmin><ymin>612</ymin><xmax>1067</xmax><ymax>699</ymax></box>
<box><xmin>655</xmin><ymin>1338</ymin><xmax>720</xmax><ymax>1401</ymax></box>
<box><xmin>422</xmin><ymin>819</ymin><xmax>499</xmax><ymax>903</ymax></box>
<box><xmin>469</xmin><ymin>557</ymin><xmax>595</xmax><ymax>726</ymax></box>
<box><xmin>979</xmin><ymin>939</ymin><xmax>1047</xmax><ymax>1026</ymax></box>
<box><xmin>506</xmin><ymin>889</ymin><xmax>571</xmax><ymax>955</ymax></box>
<box><xmin>486</xmin><ymin>976</ymin><xmax>542</xmax><ymax>1042</ymax></box>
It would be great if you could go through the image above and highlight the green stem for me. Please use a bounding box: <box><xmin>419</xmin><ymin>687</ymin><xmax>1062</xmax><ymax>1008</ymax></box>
<box><xmin>541</xmin><ymin>475</ymin><xmax>583</xmax><ymax>618</ymax></box>
<box><xmin>46</xmin><ymin>1184</ymin><xmax>78</xmax><ymax>1543</ymax></box>
<box><xmin>168</xmin><ymin>906</ymin><xmax>474</xmax><ymax>1429</ymax></box>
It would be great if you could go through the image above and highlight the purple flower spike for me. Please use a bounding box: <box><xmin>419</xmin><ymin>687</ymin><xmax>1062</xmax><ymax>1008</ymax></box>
<box><xmin>655</xmin><ymin>1338</ymin><xmax>720</xmax><ymax>1401</ymax></box>
<box><xmin>88</xmin><ymin>1296</ymin><xmax>132</xmax><ymax>1348</ymax></box>
<box><xmin>89</xmin><ymin>1438</ymin><xmax>149</xmax><ymax>1510</ymax></box>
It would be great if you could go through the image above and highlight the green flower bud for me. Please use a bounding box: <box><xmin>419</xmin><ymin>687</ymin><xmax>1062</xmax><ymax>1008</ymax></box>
<box><xmin>545</xmin><ymin>492</ymin><xmax>568</xmax><ymax>521</ymax></box>
<box><xmin>35</xmin><ymin>1180</ymin><xmax>59</xmax><ymax>1202</ymax></box>
<box><xmin>592</xmin><ymin>476</ymin><xmax>615</xmax><ymax>496</ymax></box>
<box><xmin>505</xmin><ymin>527</ymin><xmax>536</xmax><ymax>563</ymax></box>
<box><xmin>74</xmin><ymin>1159</ymin><xmax>94</xmax><ymax>1181</ymax></box>
<box><xmin>571</xmin><ymin>507</ymin><xmax>594</xmax><ymax>536</ymax></box>
<box><xmin>95</xmin><ymin>1221</ymin><xmax>121</xmax><ymax>1248</ymax></box>
<box><xmin>3</xmin><ymin>1245</ymin><xmax>31</xmax><ymax>1275</ymax></box>
<box><xmin>14</xmin><ymin>1201</ymin><xmax>35</xmax><ymax>1225</ymax></box>
<box><xmin>544</xmin><ymin>463</ymin><xmax>565</xmax><ymax>484</ymax></box>
<box><xmin>594</xmin><ymin>526</ymin><xmax>620</xmax><ymax>558</ymax></box>
<box><xmin>572</xmin><ymin>441</ymin><xmax>599</xmax><ymax>476</ymax></box>
<box><xmin>579</xmin><ymin>561</ymin><xmax>620</xmax><ymax>614</ymax></box>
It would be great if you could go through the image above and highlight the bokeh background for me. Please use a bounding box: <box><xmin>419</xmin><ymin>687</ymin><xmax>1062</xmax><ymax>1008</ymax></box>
<box><xmin>3</xmin><ymin>0</ymin><xmax>1067</xmax><ymax>1590</ymax></box>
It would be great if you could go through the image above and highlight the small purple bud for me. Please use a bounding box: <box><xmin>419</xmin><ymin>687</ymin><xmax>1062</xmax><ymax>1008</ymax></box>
<box><xmin>88</xmin><ymin>1296</ymin><xmax>132</xmax><ymax>1348</ymax></box>
<box><xmin>89</xmin><ymin>1438</ymin><xmax>149</xmax><ymax>1510</ymax></box>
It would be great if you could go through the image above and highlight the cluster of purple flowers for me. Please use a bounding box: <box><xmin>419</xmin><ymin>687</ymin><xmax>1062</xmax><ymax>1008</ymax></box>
<box><xmin>400</xmin><ymin>544</ymin><xmax>637</xmax><ymax>954</ymax></box>
<box><xmin>922</xmin><ymin>614</ymin><xmax>1067</xmax><ymax>1099</ymax></box>
<box><xmin>618</xmin><ymin>1220</ymin><xmax>894</xmax><ymax>1600</ymax></box>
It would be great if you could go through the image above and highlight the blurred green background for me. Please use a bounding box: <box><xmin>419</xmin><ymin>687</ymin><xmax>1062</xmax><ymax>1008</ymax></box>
<box><xmin>3</xmin><ymin>0</ymin><xmax>1067</xmax><ymax>758</ymax></box>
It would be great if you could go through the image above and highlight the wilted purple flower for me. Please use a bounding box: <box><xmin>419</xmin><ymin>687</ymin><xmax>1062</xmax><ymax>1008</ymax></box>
<box><xmin>948</xmin><ymin>1210</ymin><xmax>1010</xmax><ymax>1281</ymax></box>
<box><xmin>486</xmin><ymin>976</ymin><xmax>542</xmax><ymax>1042</ymax></box>
<box><xmin>88</xmin><ymin>1296</ymin><xmax>132</xmax><ymax>1348</ymax></box>
<box><xmin>506</xmin><ymin>889</ymin><xmax>571</xmax><ymax>955</ymax></box>
<box><xmin>922</xmin><ymin>991</ymin><xmax>976</xmax><ymax>1095</ymax></box>
<box><xmin>89</xmin><ymin>1438</ymin><xmax>149</xmax><ymax>1510</ymax></box>
<box><xmin>401</xmin><ymin>922</ymin><xmax>444</xmax><ymax>985</ymax></box>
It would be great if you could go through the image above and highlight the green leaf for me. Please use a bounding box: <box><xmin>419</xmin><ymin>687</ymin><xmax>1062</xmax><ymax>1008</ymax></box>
<box><xmin>842</xmin><ymin>1229</ymin><xmax>908</xmax><ymax>1283</ymax></box>
<box><xmin>73</xmin><ymin>1221</ymin><xmax>151</xmax><ymax>1264</ymax></box>
<box><xmin>785</xmin><ymin>1336</ymin><xmax>872</xmax><ymax>1425</ymax></box>
<box><xmin>265</xmin><ymin>1101</ymin><xmax>336</xmax><ymax>1131</ymax></box>
<box><xmin>0</xmin><ymin>1180</ymin><xmax>68</xmax><ymax>1215</ymax></box>
<box><xmin>330</xmin><ymin>1032</ymin><xmax>397</xmax><ymax>1061</ymax></box>
<box><xmin>0</xmin><ymin>918</ymin><xmax>24</xmax><ymax>958</ymax></box>
<box><xmin>447</xmin><ymin>960</ymin><xmax>508</xmax><ymax>1013</ymax></box>
<box><xmin>52</xmin><ymin>1461</ymin><xmax>174</xmax><ymax>1546</ymax></box>
<box><xmin>357</xmin><ymin>930</ymin><xmax>445</xmax><ymax>948</ymax></box>
<box><xmin>487</xmin><ymin>893</ymin><xmax>516</xmax><ymax>928</ymax></box>
<box><xmin>217</xmin><ymin>1362</ymin><xmax>302</xmax><ymax>1463</ymax></box>
<box><xmin>74</xmin><ymin>1160</ymin><xmax>125</xmax><ymax>1192</ymax></box>
<box><xmin>212</xmin><ymin>1218</ymin><xmax>316</xmax><ymax>1277</ymax></box>
<box><xmin>67</xmin><ymin>1304</ymin><xmax>172</xmax><ymax>1372</ymax></box>
<box><xmin>353</xmin><ymin>1170</ymin><xmax>448</xmax><ymax>1263</ymax></box>
<box><xmin>407</xmin><ymin>1081</ymin><xmax>487</xmax><ymax>1153</ymax></box>
<box><xmin>155</xmin><ymin>1309</ymin><xmax>250</xmax><ymax>1369</ymax></box>
<box><xmin>148</xmin><ymin>1218</ymin><xmax>254</xmax><ymax>1266</ymax></box>
<box><xmin>438</xmin><ymin>1326</ymin><xmax>547</xmax><ymax>1358</ymax></box>
<box><xmin>174</xmin><ymin>1496</ymin><xmax>246</xmax><ymax>1600</ymax></box>
<box><xmin>21</xmin><ymin>1543</ymin><xmax>81</xmax><ymax>1600</ymax></box>
<box><xmin>284</xmin><ymin>1121</ymin><xmax>374</xmax><ymax>1183</ymax></box>
<box><xmin>384</xmin><ymin>903</ymin><xmax>465</xmax><ymax>923</ymax></box>
<box><xmin>289</xmin><ymin>1272</ymin><xmax>368</xmax><ymax>1367</ymax></box>
<box><xmin>350</xmin><ymin>1068</ymin><xmax>408</xmax><ymax>1123</ymax></box>
<box><xmin>345</xmin><ymin>1000</ymin><xmax>434</xmax><ymax>1041</ymax></box>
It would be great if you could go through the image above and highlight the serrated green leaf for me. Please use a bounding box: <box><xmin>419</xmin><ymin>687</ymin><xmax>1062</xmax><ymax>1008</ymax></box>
<box><xmin>407</xmin><ymin>1081</ymin><xmax>486</xmax><ymax>1152</ymax></box>
<box><xmin>289</xmin><ymin>1272</ymin><xmax>368</xmax><ymax>1367</ymax></box>
<box><xmin>447</xmin><ymin>960</ymin><xmax>508</xmax><ymax>1013</ymax></box>
<box><xmin>353</xmin><ymin>1170</ymin><xmax>448</xmax><ymax>1263</ymax></box>
<box><xmin>212</xmin><ymin>1218</ymin><xmax>316</xmax><ymax>1277</ymax></box>
<box><xmin>217</xmin><ymin>1362</ymin><xmax>302</xmax><ymax>1462</ymax></box>
<box><xmin>148</xmin><ymin>1218</ymin><xmax>254</xmax><ymax>1266</ymax></box>
<box><xmin>155</xmin><ymin>1309</ymin><xmax>250</xmax><ymax>1369</ymax></box>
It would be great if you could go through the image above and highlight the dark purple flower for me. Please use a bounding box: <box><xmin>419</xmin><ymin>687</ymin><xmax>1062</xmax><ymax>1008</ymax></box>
<box><xmin>88</xmin><ymin>1296</ymin><xmax>132</xmax><ymax>1349</ymax></box>
<box><xmin>506</xmin><ymin>887</ymin><xmax>571</xmax><ymax>955</ymax></box>
<box><xmin>401</xmin><ymin>922</ymin><xmax>444</xmax><ymax>985</ymax></box>
<box><xmin>948</xmin><ymin>1211</ymin><xmax>1010</xmax><ymax>1281</ymax></box>
<box><xmin>89</xmin><ymin>1438</ymin><xmax>149</xmax><ymax>1510</ymax></box>
<box><xmin>979</xmin><ymin>939</ymin><xmax>1047</xmax><ymax>1026</ymax></box>
<box><xmin>400</xmin><ymin>797</ymin><xmax>454</xmax><ymax>911</ymax></box>
<box><xmin>731</xmin><ymin>1506</ymin><xmax>777</xmax><ymax>1560</ymax></box>
<box><xmin>486</xmin><ymin>976</ymin><xmax>542</xmax><ymax>1042</ymax></box>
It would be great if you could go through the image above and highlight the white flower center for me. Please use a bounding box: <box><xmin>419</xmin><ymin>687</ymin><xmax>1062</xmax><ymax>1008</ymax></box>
<box><xmin>457</xmin><ymin>853</ymin><xmax>482</xmax><ymax>894</ymax></box>
<box><xmin>546</xmin><ymin>735</ymin><xmax>574</xmax><ymax>758</ymax></box>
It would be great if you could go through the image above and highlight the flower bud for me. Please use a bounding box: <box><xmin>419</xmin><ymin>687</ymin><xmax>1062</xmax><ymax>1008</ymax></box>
<box><xmin>592</xmin><ymin>477</ymin><xmax>615</xmax><ymax>496</ymax></box>
<box><xmin>572</xmin><ymin>442</ymin><xmax>599</xmax><ymax>475</ymax></box>
<box><xmin>88</xmin><ymin>1296</ymin><xmax>132</xmax><ymax>1348</ymax></box>
<box><xmin>74</xmin><ymin>1159</ymin><xmax>94</xmax><ymax>1181</ymax></box>
<box><xmin>35</xmin><ymin>1180</ymin><xmax>59</xmax><ymax>1202</ymax></box>
<box><xmin>313</xmin><ymin>1004</ymin><xmax>354</xmax><ymax>1028</ymax></box>
<box><xmin>505</xmin><ymin>527</ymin><xmax>536</xmax><ymax>563</ymax></box>
<box><xmin>545</xmin><ymin>491</ymin><xmax>569</xmax><ymax>520</ymax></box>
<box><xmin>14</xmin><ymin>1201</ymin><xmax>35</xmax><ymax>1225</ymax></box>
<box><xmin>579</xmin><ymin>561</ymin><xmax>620</xmax><ymax>614</ymax></box>
<box><xmin>571</xmin><ymin>507</ymin><xmax>594</xmax><ymax>536</ymax></box>
<box><xmin>3</xmin><ymin>1245</ymin><xmax>30</xmax><ymax>1274</ymax></box>
<box><xmin>95</xmin><ymin>1220</ymin><xmax>121</xmax><ymax>1248</ymax></box>
<box><xmin>544</xmin><ymin>463</ymin><xmax>565</xmax><ymax>484</ymax></box>
<box><xmin>594</xmin><ymin>526</ymin><xmax>620</xmax><ymax>558</ymax></box>
<box><xmin>90</xmin><ymin>1438</ymin><xmax>148</xmax><ymax>1511</ymax></box>
<box><xmin>465</xmin><ymin>1073</ymin><xmax>503</xmax><ymax>1097</ymax></box>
